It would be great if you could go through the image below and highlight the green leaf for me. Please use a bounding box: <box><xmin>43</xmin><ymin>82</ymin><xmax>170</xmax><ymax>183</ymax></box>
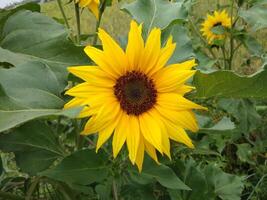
<box><xmin>0</xmin><ymin>3</ymin><xmax>40</xmax><ymax>37</ymax></box>
<box><xmin>0</xmin><ymin>9</ymin><xmax>89</xmax><ymax>86</ymax></box>
<box><xmin>130</xmin><ymin>157</ymin><xmax>190</xmax><ymax>190</ymax></box>
<box><xmin>239</xmin><ymin>4</ymin><xmax>267</xmax><ymax>31</ymax></box>
<box><xmin>200</xmin><ymin>117</ymin><xmax>236</xmax><ymax>133</ymax></box>
<box><xmin>0</xmin><ymin>121</ymin><xmax>64</xmax><ymax>175</ymax></box>
<box><xmin>193</xmin><ymin>66</ymin><xmax>267</xmax><ymax>98</ymax></box>
<box><xmin>236</xmin><ymin>144</ymin><xmax>255</xmax><ymax>165</ymax></box>
<box><xmin>242</xmin><ymin>35</ymin><xmax>263</xmax><ymax>56</ymax></box>
<box><xmin>41</xmin><ymin>149</ymin><xmax>109</xmax><ymax>185</ymax></box>
<box><xmin>0</xmin><ymin>61</ymin><xmax>82</xmax><ymax>133</ymax></box>
<box><xmin>218</xmin><ymin>99</ymin><xmax>261</xmax><ymax>133</ymax></box>
<box><xmin>162</xmin><ymin>23</ymin><xmax>194</xmax><ymax>63</ymax></box>
<box><xmin>204</xmin><ymin>164</ymin><xmax>244</xmax><ymax>200</ymax></box>
<box><xmin>211</xmin><ymin>25</ymin><xmax>226</xmax><ymax>35</ymax></box>
<box><xmin>0</xmin><ymin>156</ymin><xmax>3</xmax><ymax>175</ymax></box>
<box><xmin>174</xmin><ymin>159</ymin><xmax>244</xmax><ymax>200</ymax></box>
<box><xmin>121</xmin><ymin>0</ymin><xmax>187</xmax><ymax>34</ymax></box>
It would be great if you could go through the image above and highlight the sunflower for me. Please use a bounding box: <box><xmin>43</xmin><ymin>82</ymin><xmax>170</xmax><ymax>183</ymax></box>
<box><xmin>65</xmin><ymin>20</ymin><xmax>206</xmax><ymax>171</ymax></box>
<box><xmin>201</xmin><ymin>10</ymin><xmax>231</xmax><ymax>44</ymax></box>
<box><xmin>76</xmin><ymin>0</ymin><xmax>100</xmax><ymax>19</ymax></box>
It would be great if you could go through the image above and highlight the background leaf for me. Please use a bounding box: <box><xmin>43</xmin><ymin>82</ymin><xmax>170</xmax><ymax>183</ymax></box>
<box><xmin>130</xmin><ymin>157</ymin><xmax>190</xmax><ymax>190</ymax></box>
<box><xmin>239</xmin><ymin>3</ymin><xmax>267</xmax><ymax>31</ymax></box>
<box><xmin>122</xmin><ymin>0</ymin><xmax>187</xmax><ymax>34</ymax></box>
<box><xmin>0</xmin><ymin>121</ymin><xmax>64</xmax><ymax>175</ymax></box>
<box><xmin>0</xmin><ymin>61</ymin><xmax>82</xmax><ymax>132</ymax></box>
<box><xmin>0</xmin><ymin>9</ymin><xmax>89</xmax><ymax>88</ymax></box>
<box><xmin>41</xmin><ymin>149</ymin><xmax>109</xmax><ymax>185</ymax></box>
<box><xmin>193</xmin><ymin>66</ymin><xmax>267</xmax><ymax>98</ymax></box>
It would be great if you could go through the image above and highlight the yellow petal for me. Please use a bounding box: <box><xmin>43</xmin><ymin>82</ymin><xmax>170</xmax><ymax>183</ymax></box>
<box><xmin>112</xmin><ymin>113</ymin><xmax>128</xmax><ymax>158</ymax></box>
<box><xmin>139</xmin><ymin>110</ymin><xmax>163</xmax><ymax>153</ymax></box>
<box><xmin>148</xmin><ymin>36</ymin><xmax>176</xmax><ymax>76</ymax></box>
<box><xmin>82</xmin><ymin>101</ymin><xmax>120</xmax><ymax>134</ymax></box>
<box><xmin>153</xmin><ymin>69</ymin><xmax>196</xmax><ymax>93</ymax></box>
<box><xmin>126</xmin><ymin>21</ymin><xmax>145</xmax><ymax>71</ymax></box>
<box><xmin>96</xmin><ymin>110</ymin><xmax>122</xmax><ymax>152</ymax></box>
<box><xmin>126</xmin><ymin>116</ymin><xmax>140</xmax><ymax>164</ymax></box>
<box><xmin>140</xmin><ymin>28</ymin><xmax>161</xmax><ymax>74</ymax></box>
<box><xmin>84</xmin><ymin>46</ymin><xmax>119</xmax><ymax>78</ymax></box>
<box><xmin>78</xmin><ymin>0</ymin><xmax>92</xmax><ymax>7</ymax></box>
<box><xmin>157</xmin><ymin>93</ymin><xmax>207</xmax><ymax>111</ymax></box>
<box><xmin>68</xmin><ymin>65</ymin><xmax>115</xmax><ymax>81</ymax></box>
<box><xmin>155</xmin><ymin>105</ymin><xmax>199</xmax><ymax>132</ymax></box>
<box><xmin>135</xmin><ymin>135</ymin><xmax>145</xmax><ymax>172</ymax></box>
<box><xmin>165</xmin><ymin>120</ymin><xmax>194</xmax><ymax>148</ymax></box>
<box><xmin>88</xmin><ymin>0</ymin><xmax>99</xmax><ymax>20</ymax></box>
<box><xmin>98</xmin><ymin>28</ymin><xmax>128</xmax><ymax>75</ymax></box>
<box><xmin>144</xmin><ymin>140</ymin><xmax>159</xmax><ymax>163</ymax></box>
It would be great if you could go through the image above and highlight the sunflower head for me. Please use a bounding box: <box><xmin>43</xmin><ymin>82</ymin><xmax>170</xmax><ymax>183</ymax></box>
<box><xmin>76</xmin><ymin>0</ymin><xmax>100</xmax><ymax>20</ymax></box>
<box><xmin>201</xmin><ymin>10</ymin><xmax>231</xmax><ymax>44</ymax></box>
<box><xmin>64</xmin><ymin>20</ymin><xmax>206</xmax><ymax>171</ymax></box>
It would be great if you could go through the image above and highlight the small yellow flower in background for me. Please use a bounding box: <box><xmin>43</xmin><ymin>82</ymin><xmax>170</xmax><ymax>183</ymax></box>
<box><xmin>65</xmin><ymin>20</ymin><xmax>206</xmax><ymax>171</ymax></box>
<box><xmin>201</xmin><ymin>10</ymin><xmax>231</xmax><ymax>44</ymax></box>
<box><xmin>76</xmin><ymin>0</ymin><xmax>100</xmax><ymax>20</ymax></box>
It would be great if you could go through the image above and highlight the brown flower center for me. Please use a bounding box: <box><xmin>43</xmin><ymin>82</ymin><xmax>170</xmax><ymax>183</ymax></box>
<box><xmin>114</xmin><ymin>71</ymin><xmax>157</xmax><ymax>115</ymax></box>
<box><xmin>213</xmin><ymin>22</ymin><xmax>222</xmax><ymax>27</ymax></box>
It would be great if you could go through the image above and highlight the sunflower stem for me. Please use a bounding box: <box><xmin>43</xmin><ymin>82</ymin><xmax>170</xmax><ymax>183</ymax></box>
<box><xmin>112</xmin><ymin>179</ymin><xmax>119</xmax><ymax>200</ymax></box>
<box><xmin>74</xmin><ymin>2</ymin><xmax>81</xmax><ymax>45</ymax></box>
<box><xmin>228</xmin><ymin>0</ymin><xmax>235</xmax><ymax>70</ymax></box>
<box><xmin>221</xmin><ymin>46</ymin><xmax>227</xmax><ymax>70</ymax></box>
<box><xmin>92</xmin><ymin>0</ymin><xmax>106</xmax><ymax>45</ymax></box>
<box><xmin>56</xmin><ymin>0</ymin><xmax>70</xmax><ymax>30</ymax></box>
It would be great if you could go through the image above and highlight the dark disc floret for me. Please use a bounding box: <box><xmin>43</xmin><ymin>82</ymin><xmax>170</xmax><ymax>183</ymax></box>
<box><xmin>114</xmin><ymin>71</ymin><xmax>157</xmax><ymax>115</ymax></box>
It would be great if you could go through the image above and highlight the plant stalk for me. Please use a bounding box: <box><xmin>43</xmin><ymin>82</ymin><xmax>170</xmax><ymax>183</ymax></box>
<box><xmin>112</xmin><ymin>179</ymin><xmax>119</xmax><ymax>200</ymax></box>
<box><xmin>228</xmin><ymin>0</ymin><xmax>235</xmax><ymax>70</ymax></box>
<box><xmin>92</xmin><ymin>0</ymin><xmax>106</xmax><ymax>45</ymax></box>
<box><xmin>74</xmin><ymin>2</ymin><xmax>81</xmax><ymax>45</ymax></box>
<box><xmin>56</xmin><ymin>0</ymin><xmax>70</xmax><ymax>30</ymax></box>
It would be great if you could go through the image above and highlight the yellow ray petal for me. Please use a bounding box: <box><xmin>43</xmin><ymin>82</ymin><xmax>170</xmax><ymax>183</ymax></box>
<box><xmin>84</xmin><ymin>46</ymin><xmax>120</xmax><ymax>78</ymax></box>
<box><xmin>82</xmin><ymin>101</ymin><xmax>120</xmax><ymax>134</ymax></box>
<box><xmin>144</xmin><ymin>139</ymin><xmax>159</xmax><ymax>163</ymax></box>
<box><xmin>78</xmin><ymin>0</ymin><xmax>92</xmax><ymax>7</ymax></box>
<box><xmin>153</xmin><ymin>69</ymin><xmax>196</xmax><ymax>93</ymax></box>
<box><xmin>165</xmin><ymin>120</ymin><xmax>194</xmax><ymax>148</ymax></box>
<box><xmin>155</xmin><ymin>105</ymin><xmax>199</xmax><ymax>132</ymax></box>
<box><xmin>88</xmin><ymin>0</ymin><xmax>99</xmax><ymax>20</ymax></box>
<box><xmin>157</xmin><ymin>93</ymin><xmax>207</xmax><ymax>111</ymax></box>
<box><xmin>96</xmin><ymin>110</ymin><xmax>123</xmax><ymax>152</ymax></box>
<box><xmin>126</xmin><ymin>116</ymin><xmax>140</xmax><ymax>164</ymax></box>
<box><xmin>148</xmin><ymin>36</ymin><xmax>176</xmax><ymax>76</ymax></box>
<box><xmin>141</xmin><ymin>28</ymin><xmax>161</xmax><ymax>74</ymax></box>
<box><xmin>68</xmin><ymin>66</ymin><xmax>115</xmax><ymax>81</ymax></box>
<box><xmin>126</xmin><ymin>21</ymin><xmax>144</xmax><ymax>71</ymax></box>
<box><xmin>98</xmin><ymin>28</ymin><xmax>128</xmax><ymax>75</ymax></box>
<box><xmin>135</xmin><ymin>135</ymin><xmax>145</xmax><ymax>172</ymax></box>
<box><xmin>112</xmin><ymin>113</ymin><xmax>128</xmax><ymax>158</ymax></box>
<box><xmin>139</xmin><ymin>110</ymin><xmax>163</xmax><ymax>153</ymax></box>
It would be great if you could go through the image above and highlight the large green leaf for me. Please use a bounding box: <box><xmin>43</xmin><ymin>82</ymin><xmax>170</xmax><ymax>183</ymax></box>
<box><xmin>0</xmin><ymin>3</ymin><xmax>40</xmax><ymax>37</ymax></box>
<box><xmin>121</xmin><ymin>0</ymin><xmax>187</xmax><ymax>34</ymax></box>
<box><xmin>0</xmin><ymin>9</ymin><xmax>89</xmax><ymax>87</ymax></box>
<box><xmin>0</xmin><ymin>61</ymin><xmax>82</xmax><ymax>133</ymax></box>
<box><xmin>130</xmin><ymin>157</ymin><xmax>190</xmax><ymax>190</ymax></box>
<box><xmin>162</xmin><ymin>23</ymin><xmax>194</xmax><ymax>63</ymax></box>
<box><xmin>41</xmin><ymin>149</ymin><xmax>109</xmax><ymax>185</ymax></box>
<box><xmin>173</xmin><ymin>159</ymin><xmax>244</xmax><ymax>200</ymax></box>
<box><xmin>239</xmin><ymin>3</ymin><xmax>267</xmax><ymax>31</ymax></box>
<box><xmin>0</xmin><ymin>121</ymin><xmax>64</xmax><ymax>175</ymax></box>
<box><xmin>0</xmin><ymin>156</ymin><xmax>3</xmax><ymax>176</ymax></box>
<box><xmin>193</xmin><ymin>66</ymin><xmax>267</xmax><ymax>98</ymax></box>
<box><xmin>218</xmin><ymin>99</ymin><xmax>261</xmax><ymax>133</ymax></box>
